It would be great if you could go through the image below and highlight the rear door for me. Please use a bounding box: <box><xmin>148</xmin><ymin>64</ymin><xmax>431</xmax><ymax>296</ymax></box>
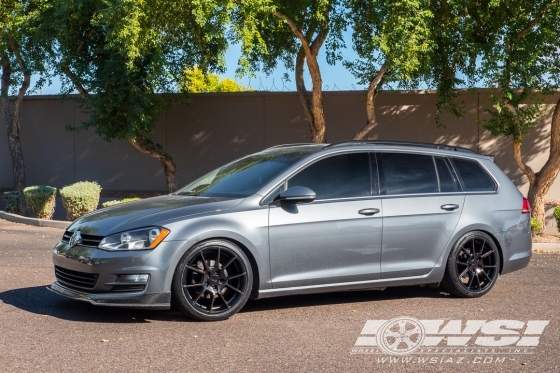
<box><xmin>377</xmin><ymin>153</ymin><xmax>465</xmax><ymax>279</ymax></box>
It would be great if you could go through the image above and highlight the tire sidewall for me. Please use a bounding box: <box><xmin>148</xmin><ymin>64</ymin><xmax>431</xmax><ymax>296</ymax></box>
<box><xmin>172</xmin><ymin>239</ymin><xmax>253</xmax><ymax>321</ymax></box>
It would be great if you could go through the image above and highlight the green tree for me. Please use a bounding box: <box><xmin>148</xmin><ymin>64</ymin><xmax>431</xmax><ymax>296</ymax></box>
<box><xmin>456</xmin><ymin>0</ymin><xmax>560</xmax><ymax>227</ymax></box>
<box><xmin>1</xmin><ymin>0</ymin><xmax>49</xmax><ymax>213</ymax></box>
<box><xmin>232</xmin><ymin>0</ymin><xmax>346</xmax><ymax>143</ymax></box>
<box><xmin>180</xmin><ymin>67</ymin><xmax>252</xmax><ymax>92</ymax></box>
<box><xmin>345</xmin><ymin>0</ymin><xmax>434</xmax><ymax>139</ymax></box>
<box><xmin>41</xmin><ymin>0</ymin><xmax>230</xmax><ymax>192</ymax></box>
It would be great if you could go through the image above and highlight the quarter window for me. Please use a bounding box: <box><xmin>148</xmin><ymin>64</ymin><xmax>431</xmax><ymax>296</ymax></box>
<box><xmin>288</xmin><ymin>153</ymin><xmax>371</xmax><ymax>200</ymax></box>
<box><xmin>449</xmin><ymin>158</ymin><xmax>496</xmax><ymax>192</ymax></box>
<box><xmin>378</xmin><ymin>153</ymin><xmax>439</xmax><ymax>195</ymax></box>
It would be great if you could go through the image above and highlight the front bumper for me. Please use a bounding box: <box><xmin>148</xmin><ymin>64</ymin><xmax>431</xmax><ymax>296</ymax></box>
<box><xmin>48</xmin><ymin>281</ymin><xmax>171</xmax><ymax>309</ymax></box>
<box><xmin>51</xmin><ymin>239</ymin><xmax>185</xmax><ymax>309</ymax></box>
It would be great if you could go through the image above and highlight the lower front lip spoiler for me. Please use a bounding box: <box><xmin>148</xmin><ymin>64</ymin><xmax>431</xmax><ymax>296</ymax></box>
<box><xmin>48</xmin><ymin>281</ymin><xmax>171</xmax><ymax>310</ymax></box>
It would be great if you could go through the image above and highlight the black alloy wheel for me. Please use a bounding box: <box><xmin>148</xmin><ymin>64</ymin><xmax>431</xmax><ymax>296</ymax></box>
<box><xmin>172</xmin><ymin>240</ymin><xmax>253</xmax><ymax>321</ymax></box>
<box><xmin>441</xmin><ymin>231</ymin><xmax>501</xmax><ymax>297</ymax></box>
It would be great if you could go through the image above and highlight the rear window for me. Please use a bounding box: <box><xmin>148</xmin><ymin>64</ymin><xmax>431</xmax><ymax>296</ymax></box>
<box><xmin>449</xmin><ymin>158</ymin><xmax>496</xmax><ymax>192</ymax></box>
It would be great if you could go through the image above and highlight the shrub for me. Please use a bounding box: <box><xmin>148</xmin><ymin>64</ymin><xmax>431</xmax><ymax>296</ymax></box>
<box><xmin>554</xmin><ymin>206</ymin><xmax>560</xmax><ymax>233</ymax></box>
<box><xmin>60</xmin><ymin>181</ymin><xmax>102</xmax><ymax>221</ymax></box>
<box><xmin>23</xmin><ymin>185</ymin><xmax>57</xmax><ymax>219</ymax></box>
<box><xmin>3</xmin><ymin>191</ymin><xmax>21</xmax><ymax>214</ymax></box>
<box><xmin>530</xmin><ymin>217</ymin><xmax>543</xmax><ymax>235</ymax></box>
<box><xmin>101</xmin><ymin>197</ymin><xmax>141</xmax><ymax>208</ymax></box>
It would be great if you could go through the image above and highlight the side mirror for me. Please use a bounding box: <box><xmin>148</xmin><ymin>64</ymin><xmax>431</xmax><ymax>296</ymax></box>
<box><xmin>278</xmin><ymin>186</ymin><xmax>316</xmax><ymax>203</ymax></box>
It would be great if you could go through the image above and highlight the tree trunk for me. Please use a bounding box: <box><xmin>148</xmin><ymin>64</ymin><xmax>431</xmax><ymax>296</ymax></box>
<box><xmin>354</xmin><ymin>65</ymin><xmax>387</xmax><ymax>140</ymax></box>
<box><xmin>128</xmin><ymin>136</ymin><xmax>178</xmax><ymax>193</ymax></box>
<box><xmin>513</xmin><ymin>97</ymin><xmax>560</xmax><ymax>232</ymax></box>
<box><xmin>273</xmin><ymin>11</ymin><xmax>327</xmax><ymax>143</ymax></box>
<box><xmin>1</xmin><ymin>51</ymin><xmax>27</xmax><ymax>214</ymax></box>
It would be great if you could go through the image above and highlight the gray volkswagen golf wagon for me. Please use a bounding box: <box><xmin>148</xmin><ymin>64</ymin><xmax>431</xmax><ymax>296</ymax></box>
<box><xmin>50</xmin><ymin>141</ymin><xmax>532</xmax><ymax>321</ymax></box>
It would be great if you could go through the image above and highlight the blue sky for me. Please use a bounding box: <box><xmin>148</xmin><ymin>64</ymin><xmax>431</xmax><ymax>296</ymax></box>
<box><xmin>34</xmin><ymin>36</ymin><xmax>366</xmax><ymax>95</ymax></box>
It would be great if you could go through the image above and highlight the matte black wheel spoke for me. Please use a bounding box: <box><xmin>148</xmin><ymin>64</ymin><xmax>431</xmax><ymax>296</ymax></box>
<box><xmin>479</xmin><ymin>240</ymin><xmax>485</xmax><ymax>255</ymax></box>
<box><xmin>222</xmin><ymin>256</ymin><xmax>237</xmax><ymax>270</ymax></box>
<box><xmin>479</xmin><ymin>268</ymin><xmax>491</xmax><ymax>282</ymax></box>
<box><xmin>193</xmin><ymin>289</ymin><xmax>205</xmax><ymax>304</ymax></box>
<box><xmin>475</xmin><ymin>273</ymin><xmax>481</xmax><ymax>289</ymax></box>
<box><xmin>219</xmin><ymin>292</ymin><xmax>230</xmax><ymax>309</ymax></box>
<box><xmin>183</xmin><ymin>283</ymin><xmax>203</xmax><ymax>288</ymax></box>
<box><xmin>458</xmin><ymin>267</ymin><xmax>469</xmax><ymax>279</ymax></box>
<box><xmin>227</xmin><ymin>272</ymin><xmax>246</xmax><ymax>280</ymax></box>
<box><xmin>459</xmin><ymin>247</ymin><xmax>469</xmax><ymax>257</ymax></box>
<box><xmin>472</xmin><ymin>238</ymin><xmax>476</xmax><ymax>255</ymax></box>
<box><xmin>209</xmin><ymin>296</ymin><xmax>215</xmax><ymax>314</ymax></box>
<box><xmin>225</xmin><ymin>284</ymin><xmax>243</xmax><ymax>294</ymax></box>
<box><xmin>200</xmin><ymin>251</ymin><xmax>211</xmax><ymax>272</ymax></box>
<box><xmin>484</xmin><ymin>265</ymin><xmax>497</xmax><ymax>268</ymax></box>
<box><xmin>456</xmin><ymin>261</ymin><xmax>468</xmax><ymax>266</ymax></box>
<box><xmin>467</xmin><ymin>273</ymin><xmax>475</xmax><ymax>289</ymax></box>
<box><xmin>187</xmin><ymin>266</ymin><xmax>205</xmax><ymax>275</ymax></box>
<box><xmin>217</xmin><ymin>247</ymin><xmax>221</xmax><ymax>269</ymax></box>
<box><xmin>481</xmin><ymin>249</ymin><xmax>494</xmax><ymax>259</ymax></box>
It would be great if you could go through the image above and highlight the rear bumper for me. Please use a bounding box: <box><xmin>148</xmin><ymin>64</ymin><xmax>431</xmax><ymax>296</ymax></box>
<box><xmin>48</xmin><ymin>281</ymin><xmax>171</xmax><ymax>309</ymax></box>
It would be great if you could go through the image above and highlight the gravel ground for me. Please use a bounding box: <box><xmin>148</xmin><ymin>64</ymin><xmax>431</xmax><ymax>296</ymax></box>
<box><xmin>0</xmin><ymin>218</ymin><xmax>559</xmax><ymax>373</ymax></box>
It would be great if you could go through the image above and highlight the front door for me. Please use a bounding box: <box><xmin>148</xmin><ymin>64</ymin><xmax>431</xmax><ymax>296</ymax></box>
<box><xmin>268</xmin><ymin>152</ymin><xmax>383</xmax><ymax>288</ymax></box>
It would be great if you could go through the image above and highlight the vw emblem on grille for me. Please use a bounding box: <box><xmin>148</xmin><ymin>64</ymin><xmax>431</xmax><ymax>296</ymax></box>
<box><xmin>68</xmin><ymin>231</ymin><xmax>83</xmax><ymax>248</ymax></box>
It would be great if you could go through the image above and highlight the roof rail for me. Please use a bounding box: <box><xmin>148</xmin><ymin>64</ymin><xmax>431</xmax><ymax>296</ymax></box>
<box><xmin>266</xmin><ymin>143</ymin><xmax>319</xmax><ymax>149</ymax></box>
<box><xmin>322</xmin><ymin>140</ymin><xmax>477</xmax><ymax>154</ymax></box>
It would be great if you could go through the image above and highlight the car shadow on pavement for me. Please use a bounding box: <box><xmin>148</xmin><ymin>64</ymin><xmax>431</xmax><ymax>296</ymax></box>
<box><xmin>0</xmin><ymin>285</ymin><xmax>187</xmax><ymax>323</ymax></box>
<box><xmin>0</xmin><ymin>284</ymin><xmax>448</xmax><ymax>322</ymax></box>
<box><xmin>242</xmin><ymin>285</ymin><xmax>447</xmax><ymax>314</ymax></box>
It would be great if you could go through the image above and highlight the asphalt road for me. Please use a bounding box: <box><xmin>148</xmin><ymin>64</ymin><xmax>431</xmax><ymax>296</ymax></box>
<box><xmin>0</xmin><ymin>218</ymin><xmax>559</xmax><ymax>373</ymax></box>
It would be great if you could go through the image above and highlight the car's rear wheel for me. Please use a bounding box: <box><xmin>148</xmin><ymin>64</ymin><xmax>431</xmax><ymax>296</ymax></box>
<box><xmin>172</xmin><ymin>240</ymin><xmax>252</xmax><ymax>321</ymax></box>
<box><xmin>441</xmin><ymin>231</ymin><xmax>500</xmax><ymax>297</ymax></box>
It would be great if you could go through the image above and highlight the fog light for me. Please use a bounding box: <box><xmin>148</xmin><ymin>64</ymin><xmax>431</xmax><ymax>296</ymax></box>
<box><xmin>118</xmin><ymin>274</ymin><xmax>149</xmax><ymax>283</ymax></box>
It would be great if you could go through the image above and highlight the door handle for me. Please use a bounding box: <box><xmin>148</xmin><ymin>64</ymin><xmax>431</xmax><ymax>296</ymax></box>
<box><xmin>441</xmin><ymin>204</ymin><xmax>460</xmax><ymax>211</ymax></box>
<box><xmin>358</xmin><ymin>208</ymin><xmax>380</xmax><ymax>216</ymax></box>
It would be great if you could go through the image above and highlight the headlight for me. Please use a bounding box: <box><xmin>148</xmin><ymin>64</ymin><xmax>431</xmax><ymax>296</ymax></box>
<box><xmin>98</xmin><ymin>227</ymin><xmax>170</xmax><ymax>251</ymax></box>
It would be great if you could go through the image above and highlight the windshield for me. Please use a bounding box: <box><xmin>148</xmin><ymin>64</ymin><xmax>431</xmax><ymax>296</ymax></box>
<box><xmin>176</xmin><ymin>146</ymin><xmax>321</xmax><ymax>198</ymax></box>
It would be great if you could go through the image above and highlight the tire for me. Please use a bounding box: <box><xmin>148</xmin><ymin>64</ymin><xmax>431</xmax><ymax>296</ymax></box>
<box><xmin>172</xmin><ymin>239</ymin><xmax>253</xmax><ymax>321</ymax></box>
<box><xmin>440</xmin><ymin>231</ymin><xmax>501</xmax><ymax>298</ymax></box>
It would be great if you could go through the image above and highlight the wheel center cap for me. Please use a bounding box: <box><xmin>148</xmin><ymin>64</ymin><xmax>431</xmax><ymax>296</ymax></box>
<box><xmin>209</xmin><ymin>274</ymin><xmax>220</xmax><ymax>285</ymax></box>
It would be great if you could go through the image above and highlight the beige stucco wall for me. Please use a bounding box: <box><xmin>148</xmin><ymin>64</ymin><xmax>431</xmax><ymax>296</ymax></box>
<box><xmin>1</xmin><ymin>90</ymin><xmax>558</xmax><ymax>206</ymax></box>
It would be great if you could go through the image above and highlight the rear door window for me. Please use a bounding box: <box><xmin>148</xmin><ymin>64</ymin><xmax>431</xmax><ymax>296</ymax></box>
<box><xmin>378</xmin><ymin>152</ymin><xmax>439</xmax><ymax>195</ymax></box>
<box><xmin>449</xmin><ymin>158</ymin><xmax>496</xmax><ymax>192</ymax></box>
<box><xmin>435</xmin><ymin>157</ymin><xmax>459</xmax><ymax>192</ymax></box>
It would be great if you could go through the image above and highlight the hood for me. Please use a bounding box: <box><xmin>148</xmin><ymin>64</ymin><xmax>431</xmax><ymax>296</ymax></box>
<box><xmin>67</xmin><ymin>195</ymin><xmax>243</xmax><ymax>236</ymax></box>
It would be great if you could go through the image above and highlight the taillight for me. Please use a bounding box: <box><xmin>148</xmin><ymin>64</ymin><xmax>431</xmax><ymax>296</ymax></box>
<box><xmin>522</xmin><ymin>197</ymin><xmax>530</xmax><ymax>214</ymax></box>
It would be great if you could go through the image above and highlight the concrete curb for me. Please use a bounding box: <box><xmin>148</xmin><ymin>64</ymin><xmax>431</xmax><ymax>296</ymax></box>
<box><xmin>533</xmin><ymin>243</ymin><xmax>560</xmax><ymax>253</ymax></box>
<box><xmin>0</xmin><ymin>211</ymin><xmax>70</xmax><ymax>229</ymax></box>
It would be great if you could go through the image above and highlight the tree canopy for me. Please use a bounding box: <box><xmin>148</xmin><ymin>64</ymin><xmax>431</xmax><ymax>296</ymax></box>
<box><xmin>39</xmin><ymin>0</ymin><xmax>232</xmax><ymax>191</ymax></box>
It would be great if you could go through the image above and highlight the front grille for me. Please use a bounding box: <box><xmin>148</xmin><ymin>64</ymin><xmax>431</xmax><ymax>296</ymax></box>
<box><xmin>55</xmin><ymin>266</ymin><xmax>99</xmax><ymax>290</ymax></box>
<box><xmin>61</xmin><ymin>231</ymin><xmax>103</xmax><ymax>247</ymax></box>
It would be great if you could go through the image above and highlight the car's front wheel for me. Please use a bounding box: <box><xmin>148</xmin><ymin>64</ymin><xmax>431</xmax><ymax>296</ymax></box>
<box><xmin>441</xmin><ymin>231</ymin><xmax>501</xmax><ymax>297</ymax></box>
<box><xmin>172</xmin><ymin>239</ymin><xmax>253</xmax><ymax>321</ymax></box>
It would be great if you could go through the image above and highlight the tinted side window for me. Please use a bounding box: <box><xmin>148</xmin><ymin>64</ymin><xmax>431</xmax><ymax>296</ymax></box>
<box><xmin>378</xmin><ymin>153</ymin><xmax>438</xmax><ymax>195</ymax></box>
<box><xmin>435</xmin><ymin>157</ymin><xmax>458</xmax><ymax>192</ymax></box>
<box><xmin>288</xmin><ymin>153</ymin><xmax>371</xmax><ymax>199</ymax></box>
<box><xmin>449</xmin><ymin>158</ymin><xmax>496</xmax><ymax>192</ymax></box>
